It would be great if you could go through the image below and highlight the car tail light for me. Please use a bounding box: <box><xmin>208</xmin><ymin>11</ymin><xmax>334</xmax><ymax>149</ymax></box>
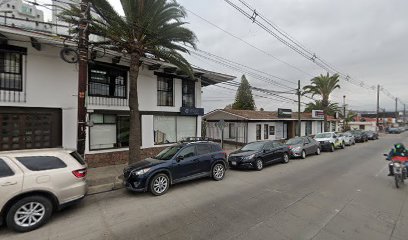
<box><xmin>72</xmin><ymin>168</ymin><xmax>87</xmax><ymax>178</ymax></box>
<box><xmin>288</xmin><ymin>146</ymin><xmax>292</xmax><ymax>149</ymax></box>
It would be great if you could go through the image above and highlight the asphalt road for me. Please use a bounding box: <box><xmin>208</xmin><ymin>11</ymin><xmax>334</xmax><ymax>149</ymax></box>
<box><xmin>1</xmin><ymin>133</ymin><xmax>408</xmax><ymax>240</ymax></box>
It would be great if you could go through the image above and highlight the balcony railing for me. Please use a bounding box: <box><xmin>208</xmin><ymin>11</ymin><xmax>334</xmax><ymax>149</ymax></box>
<box><xmin>87</xmin><ymin>95</ymin><xmax>129</xmax><ymax>107</ymax></box>
<box><xmin>0</xmin><ymin>89</ymin><xmax>26</xmax><ymax>103</ymax></box>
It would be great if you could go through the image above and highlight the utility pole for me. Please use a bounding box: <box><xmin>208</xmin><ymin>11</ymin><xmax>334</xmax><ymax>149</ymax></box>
<box><xmin>395</xmin><ymin>98</ymin><xmax>398</xmax><ymax>126</ymax></box>
<box><xmin>404</xmin><ymin>104</ymin><xmax>406</xmax><ymax>126</ymax></box>
<box><xmin>77</xmin><ymin>0</ymin><xmax>90</xmax><ymax>155</ymax></box>
<box><xmin>297</xmin><ymin>80</ymin><xmax>301</xmax><ymax>137</ymax></box>
<box><xmin>376</xmin><ymin>85</ymin><xmax>380</xmax><ymax>131</ymax></box>
<box><xmin>343</xmin><ymin>95</ymin><xmax>346</xmax><ymax>131</ymax></box>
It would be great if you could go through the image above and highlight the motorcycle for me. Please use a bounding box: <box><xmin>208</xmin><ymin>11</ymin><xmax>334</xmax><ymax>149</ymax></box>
<box><xmin>384</xmin><ymin>154</ymin><xmax>408</xmax><ymax>188</ymax></box>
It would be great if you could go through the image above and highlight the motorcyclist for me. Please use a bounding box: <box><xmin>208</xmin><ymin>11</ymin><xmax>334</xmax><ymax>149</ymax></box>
<box><xmin>386</xmin><ymin>143</ymin><xmax>408</xmax><ymax>176</ymax></box>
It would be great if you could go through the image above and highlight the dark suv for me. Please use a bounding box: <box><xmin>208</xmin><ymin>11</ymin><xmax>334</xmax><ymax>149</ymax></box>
<box><xmin>123</xmin><ymin>142</ymin><xmax>227</xmax><ymax>196</ymax></box>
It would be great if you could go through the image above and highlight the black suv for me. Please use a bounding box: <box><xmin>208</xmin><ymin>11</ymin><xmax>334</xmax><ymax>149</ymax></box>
<box><xmin>123</xmin><ymin>142</ymin><xmax>227</xmax><ymax>196</ymax></box>
<box><xmin>228</xmin><ymin>140</ymin><xmax>290</xmax><ymax>171</ymax></box>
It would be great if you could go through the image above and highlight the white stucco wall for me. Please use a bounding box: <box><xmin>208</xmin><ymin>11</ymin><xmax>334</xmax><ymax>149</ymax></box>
<box><xmin>0</xmin><ymin>39</ymin><xmax>78</xmax><ymax>149</ymax></box>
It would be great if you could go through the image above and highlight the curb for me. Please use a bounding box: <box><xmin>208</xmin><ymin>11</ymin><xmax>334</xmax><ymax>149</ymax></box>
<box><xmin>87</xmin><ymin>176</ymin><xmax>124</xmax><ymax>195</ymax></box>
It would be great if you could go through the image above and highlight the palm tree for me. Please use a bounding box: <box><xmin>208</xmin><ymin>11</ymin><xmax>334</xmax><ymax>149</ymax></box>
<box><xmin>341</xmin><ymin>111</ymin><xmax>357</xmax><ymax>131</ymax></box>
<box><xmin>60</xmin><ymin>0</ymin><xmax>197</xmax><ymax>163</ymax></box>
<box><xmin>304</xmin><ymin>100</ymin><xmax>339</xmax><ymax>116</ymax></box>
<box><xmin>303</xmin><ymin>73</ymin><xmax>340</xmax><ymax>131</ymax></box>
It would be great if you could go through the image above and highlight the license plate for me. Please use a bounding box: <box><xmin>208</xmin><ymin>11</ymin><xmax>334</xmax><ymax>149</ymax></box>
<box><xmin>231</xmin><ymin>161</ymin><xmax>237</xmax><ymax>166</ymax></box>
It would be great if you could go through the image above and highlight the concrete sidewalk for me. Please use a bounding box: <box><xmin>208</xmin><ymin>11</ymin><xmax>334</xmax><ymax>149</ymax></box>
<box><xmin>86</xmin><ymin>145</ymin><xmax>239</xmax><ymax>194</ymax></box>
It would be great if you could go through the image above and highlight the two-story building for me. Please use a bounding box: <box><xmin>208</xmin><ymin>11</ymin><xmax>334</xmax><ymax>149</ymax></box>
<box><xmin>0</xmin><ymin>26</ymin><xmax>235</xmax><ymax>167</ymax></box>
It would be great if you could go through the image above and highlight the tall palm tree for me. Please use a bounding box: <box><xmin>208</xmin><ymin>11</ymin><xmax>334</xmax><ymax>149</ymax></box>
<box><xmin>303</xmin><ymin>73</ymin><xmax>340</xmax><ymax>131</ymax></box>
<box><xmin>60</xmin><ymin>0</ymin><xmax>197</xmax><ymax>163</ymax></box>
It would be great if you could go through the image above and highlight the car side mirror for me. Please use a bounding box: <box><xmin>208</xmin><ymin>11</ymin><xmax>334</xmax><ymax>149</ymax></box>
<box><xmin>176</xmin><ymin>155</ymin><xmax>184</xmax><ymax>162</ymax></box>
<box><xmin>263</xmin><ymin>149</ymin><xmax>268</xmax><ymax>153</ymax></box>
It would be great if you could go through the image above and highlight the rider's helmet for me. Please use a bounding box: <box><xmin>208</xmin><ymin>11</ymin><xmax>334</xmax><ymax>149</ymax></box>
<box><xmin>395</xmin><ymin>143</ymin><xmax>406</xmax><ymax>153</ymax></box>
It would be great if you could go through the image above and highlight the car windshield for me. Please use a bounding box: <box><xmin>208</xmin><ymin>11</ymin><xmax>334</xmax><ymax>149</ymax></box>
<box><xmin>315</xmin><ymin>133</ymin><xmax>332</xmax><ymax>138</ymax></box>
<box><xmin>154</xmin><ymin>146</ymin><xmax>183</xmax><ymax>160</ymax></box>
<box><xmin>286</xmin><ymin>138</ymin><xmax>303</xmax><ymax>145</ymax></box>
<box><xmin>241</xmin><ymin>142</ymin><xmax>265</xmax><ymax>151</ymax></box>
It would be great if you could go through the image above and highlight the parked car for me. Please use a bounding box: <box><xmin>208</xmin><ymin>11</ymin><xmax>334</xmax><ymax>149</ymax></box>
<box><xmin>365</xmin><ymin>130</ymin><xmax>379</xmax><ymax>140</ymax></box>
<box><xmin>314</xmin><ymin>132</ymin><xmax>345</xmax><ymax>152</ymax></box>
<box><xmin>285</xmin><ymin>136</ymin><xmax>321</xmax><ymax>159</ymax></box>
<box><xmin>228</xmin><ymin>140</ymin><xmax>290</xmax><ymax>170</ymax></box>
<box><xmin>0</xmin><ymin>149</ymin><xmax>87</xmax><ymax>232</ymax></box>
<box><xmin>123</xmin><ymin>141</ymin><xmax>227</xmax><ymax>196</ymax></box>
<box><xmin>351</xmin><ymin>130</ymin><xmax>368</xmax><ymax>142</ymax></box>
<box><xmin>388</xmin><ymin>127</ymin><xmax>401</xmax><ymax>134</ymax></box>
<box><xmin>342</xmin><ymin>132</ymin><xmax>356</xmax><ymax>146</ymax></box>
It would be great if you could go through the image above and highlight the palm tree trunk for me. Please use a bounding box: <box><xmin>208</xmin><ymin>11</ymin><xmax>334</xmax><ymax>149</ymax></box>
<box><xmin>322</xmin><ymin>97</ymin><xmax>329</xmax><ymax>132</ymax></box>
<box><xmin>128</xmin><ymin>52</ymin><xmax>142</xmax><ymax>164</ymax></box>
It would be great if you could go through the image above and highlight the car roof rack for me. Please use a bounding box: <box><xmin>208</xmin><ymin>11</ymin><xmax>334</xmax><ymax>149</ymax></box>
<box><xmin>179</xmin><ymin>137</ymin><xmax>214</xmax><ymax>144</ymax></box>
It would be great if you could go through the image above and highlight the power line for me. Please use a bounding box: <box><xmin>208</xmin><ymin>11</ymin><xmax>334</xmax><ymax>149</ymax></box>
<box><xmin>185</xmin><ymin>8</ymin><xmax>314</xmax><ymax>78</ymax></box>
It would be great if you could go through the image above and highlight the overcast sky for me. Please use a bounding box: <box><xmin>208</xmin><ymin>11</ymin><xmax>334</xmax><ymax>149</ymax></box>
<box><xmin>45</xmin><ymin>0</ymin><xmax>408</xmax><ymax>113</ymax></box>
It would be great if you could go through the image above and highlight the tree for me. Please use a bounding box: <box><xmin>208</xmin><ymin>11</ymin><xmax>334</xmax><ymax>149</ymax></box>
<box><xmin>303</xmin><ymin>73</ymin><xmax>340</xmax><ymax>131</ymax></box>
<box><xmin>60</xmin><ymin>0</ymin><xmax>197</xmax><ymax>163</ymax></box>
<box><xmin>304</xmin><ymin>100</ymin><xmax>339</xmax><ymax>116</ymax></box>
<box><xmin>341</xmin><ymin>111</ymin><xmax>357</xmax><ymax>131</ymax></box>
<box><xmin>232</xmin><ymin>75</ymin><xmax>256</xmax><ymax>110</ymax></box>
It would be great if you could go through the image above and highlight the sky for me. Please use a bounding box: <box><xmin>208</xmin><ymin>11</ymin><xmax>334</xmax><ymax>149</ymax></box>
<box><xmin>42</xmin><ymin>0</ymin><xmax>408</xmax><ymax>113</ymax></box>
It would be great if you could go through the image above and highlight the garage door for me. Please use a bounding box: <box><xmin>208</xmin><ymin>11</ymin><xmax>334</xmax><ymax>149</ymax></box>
<box><xmin>0</xmin><ymin>108</ymin><xmax>62</xmax><ymax>151</ymax></box>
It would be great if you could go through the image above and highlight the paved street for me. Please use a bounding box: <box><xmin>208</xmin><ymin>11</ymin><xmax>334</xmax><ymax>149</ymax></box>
<box><xmin>1</xmin><ymin>133</ymin><xmax>408</xmax><ymax>240</ymax></box>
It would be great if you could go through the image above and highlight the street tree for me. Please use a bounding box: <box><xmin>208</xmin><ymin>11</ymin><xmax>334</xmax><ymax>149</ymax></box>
<box><xmin>232</xmin><ymin>75</ymin><xmax>256</xmax><ymax>110</ymax></box>
<box><xmin>303</xmin><ymin>73</ymin><xmax>340</xmax><ymax>131</ymax></box>
<box><xmin>60</xmin><ymin>0</ymin><xmax>197</xmax><ymax>163</ymax></box>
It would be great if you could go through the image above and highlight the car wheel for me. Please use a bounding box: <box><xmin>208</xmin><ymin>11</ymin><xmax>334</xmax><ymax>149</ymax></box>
<box><xmin>150</xmin><ymin>173</ymin><xmax>170</xmax><ymax>196</ymax></box>
<box><xmin>212</xmin><ymin>163</ymin><xmax>225</xmax><ymax>181</ymax></box>
<box><xmin>255</xmin><ymin>159</ymin><xmax>263</xmax><ymax>171</ymax></box>
<box><xmin>316</xmin><ymin>147</ymin><xmax>321</xmax><ymax>155</ymax></box>
<box><xmin>282</xmin><ymin>153</ymin><xmax>290</xmax><ymax>164</ymax></box>
<box><xmin>301</xmin><ymin>150</ymin><xmax>306</xmax><ymax>159</ymax></box>
<box><xmin>330</xmin><ymin>144</ymin><xmax>335</xmax><ymax>152</ymax></box>
<box><xmin>6</xmin><ymin>195</ymin><xmax>53</xmax><ymax>233</ymax></box>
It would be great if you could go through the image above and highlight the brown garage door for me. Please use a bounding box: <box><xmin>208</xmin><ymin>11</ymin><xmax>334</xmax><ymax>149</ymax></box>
<box><xmin>0</xmin><ymin>107</ymin><xmax>62</xmax><ymax>151</ymax></box>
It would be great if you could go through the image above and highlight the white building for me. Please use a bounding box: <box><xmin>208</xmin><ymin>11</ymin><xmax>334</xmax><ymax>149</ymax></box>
<box><xmin>0</xmin><ymin>26</ymin><xmax>235</xmax><ymax>167</ymax></box>
<box><xmin>203</xmin><ymin>109</ymin><xmax>340</xmax><ymax>144</ymax></box>
<box><xmin>0</xmin><ymin>0</ymin><xmax>52</xmax><ymax>32</ymax></box>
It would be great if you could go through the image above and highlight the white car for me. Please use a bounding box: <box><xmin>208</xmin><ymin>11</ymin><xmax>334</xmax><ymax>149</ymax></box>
<box><xmin>341</xmin><ymin>132</ymin><xmax>356</xmax><ymax>146</ymax></box>
<box><xmin>0</xmin><ymin>149</ymin><xmax>87</xmax><ymax>232</ymax></box>
<box><xmin>314</xmin><ymin>132</ymin><xmax>345</xmax><ymax>152</ymax></box>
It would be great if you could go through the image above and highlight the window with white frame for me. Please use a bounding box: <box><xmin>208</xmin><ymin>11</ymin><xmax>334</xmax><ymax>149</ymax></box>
<box><xmin>89</xmin><ymin>113</ymin><xmax>130</xmax><ymax>150</ymax></box>
<box><xmin>157</xmin><ymin>76</ymin><xmax>174</xmax><ymax>106</ymax></box>
<box><xmin>0</xmin><ymin>50</ymin><xmax>23</xmax><ymax>91</ymax></box>
<box><xmin>154</xmin><ymin>116</ymin><xmax>196</xmax><ymax>144</ymax></box>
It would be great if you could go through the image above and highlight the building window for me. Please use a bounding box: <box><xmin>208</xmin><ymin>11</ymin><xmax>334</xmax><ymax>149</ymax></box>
<box><xmin>269</xmin><ymin>126</ymin><xmax>275</xmax><ymax>135</ymax></box>
<box><xmin>256</xmin><ymin>124</ymin><xmax>261</xmax><ymax>140</ymax></box>
<box><xmin>89</xmin><ymin>63</ymin><xmax>127</xmax><ymax>98</ymax></box>
<box><xmin>154</xmin><ymin>116</ymin><xmax>196</xmax><ymax>144</ymax></box>
<box><xmin>0</xmin><ymin>52</ymin><xmax>23</xmax><ymax>91</ymax></box>
<box><xmin>157</xmin><ymin>76</ymin><xmax>173</xmax><ymax>106</ymax></box>
<box><xmin>264</xmin><ymin>124</ymin><xmax>269</xmax><ymax>139</ymax></box>
<box><xmin>182</xmin><ymin>80</ymin><xmax>195</xmax><ymax>107</ymax></box>
<box><xmin>89</xmin><ymin>113</ymin><xmax>130</xmax><ymax>150</ymax></box>
<box><xmin>305</xmin><ymin>121</ymin><xmax>312</xmax><ymax>136</ymax></box>
<box><xmin>229</xmin><ymin>123</ymin><xmax>235</xmax><ymax>139</ymax></box>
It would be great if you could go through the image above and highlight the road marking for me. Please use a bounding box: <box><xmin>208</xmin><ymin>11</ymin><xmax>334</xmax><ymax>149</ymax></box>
<box><xmin>375</xmin><ymin>165</ymin><xmax>388</xmax><ymax>177</ymax></box>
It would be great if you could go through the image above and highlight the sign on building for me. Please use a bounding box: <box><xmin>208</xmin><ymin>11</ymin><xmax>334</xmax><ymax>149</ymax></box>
<box><xmin>278</xmin><ymin>108</ymin><xmax>292</xmax><ymax>118</ymax></box>
<box><xmin>312</xmin><ymin>110</ymin><xmax>324</xmax><ymax>119</ymax></box>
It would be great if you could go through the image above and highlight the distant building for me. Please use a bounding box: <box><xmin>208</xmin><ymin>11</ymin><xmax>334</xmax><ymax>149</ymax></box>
<box><xmin>203</xmin><ymin>109</ymin><xmax>340</xmax><ymax>144</ymax></box>
<box><xmin>0</xmin><ymin>0</ymin><xmax>52</xmax><ymax>32</ymax></box>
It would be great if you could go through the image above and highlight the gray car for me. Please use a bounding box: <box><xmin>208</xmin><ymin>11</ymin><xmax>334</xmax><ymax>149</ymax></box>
<box><xmin>286</xmin><ymin>136</ymin><xmax>321</xmax><ymax>159</ymax></box>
